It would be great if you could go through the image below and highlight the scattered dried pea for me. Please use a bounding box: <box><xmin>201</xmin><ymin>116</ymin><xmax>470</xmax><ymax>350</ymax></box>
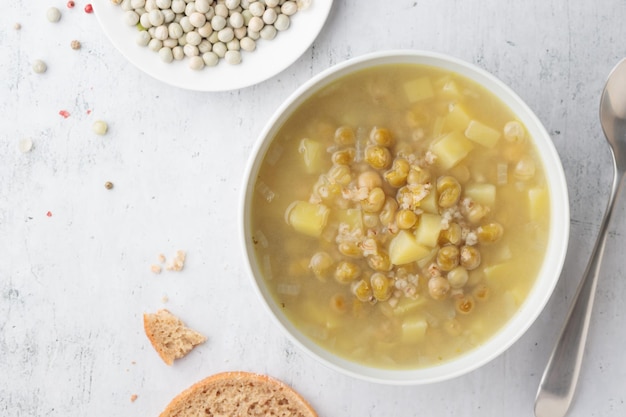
<box><xmin>18</xmin><ymin>138</ymin><xmax>33</xmax><ymax>153</ymax></box>
<box><xmin>92</xmin><ymin>120</ymin><xmax>108</xmax><ymax>135</ymax></box>
<box><xmin>47</xmin><ymin>7</ymin><xmax>62</xmax><ymax>23</ymax></box>
<box><xmin>32</xmin><ymin>60</ymin><xmax>47</xmax><ymax>74</ymax></box>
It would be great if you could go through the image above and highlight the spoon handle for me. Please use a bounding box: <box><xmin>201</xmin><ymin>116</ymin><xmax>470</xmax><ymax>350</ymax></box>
<box><xmin>534</xmin><ymin>171</ymin><xmax>625</xmax><ymax>417</ymax></box>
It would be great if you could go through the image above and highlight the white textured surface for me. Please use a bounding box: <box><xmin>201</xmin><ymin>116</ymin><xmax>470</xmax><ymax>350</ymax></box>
<box><xmin>1</xmin><ymin>1</ymin><xmax>625</xmax><ymax>416</ymax></box>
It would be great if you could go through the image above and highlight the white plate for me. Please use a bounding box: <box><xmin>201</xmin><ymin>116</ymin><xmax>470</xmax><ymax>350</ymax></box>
<box><xmin>93</xmin><ymin>0</ymin><xmax>334</xmax><ymax>92</ymax></box>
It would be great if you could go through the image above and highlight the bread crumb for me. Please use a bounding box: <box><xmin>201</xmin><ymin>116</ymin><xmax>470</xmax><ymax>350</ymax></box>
<box><xmin>130</xmin><ymin>394</ymin><xmax>138</xmax><ymax>402</ymax></box>
<box><xmin>158</xmin><ymin>253</ymin><xmax>166</xmax><ymax>263</ymax></box>
<box><xmin>151</xmin><ymin>264</ymin><xmax>162</xmax><ymax>274</ymax></box>
<box><xmin>161</xmin><ymin>295</ymin><xmax>169</xmax><ymax>303</ymax></box>
<box><xmin>165</xmin><ymin>250</ymin><xmax>186</xmax><ymax>271</ymax></box>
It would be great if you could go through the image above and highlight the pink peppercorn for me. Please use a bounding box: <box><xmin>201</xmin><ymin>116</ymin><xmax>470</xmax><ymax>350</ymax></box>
<box><xmin>67</xmin><ymin>1</ymin><xmax>75</xmax><ymax>8</ymax></box>
<box><xmin>84</xmin><ymin>4</ymin><xmax>93</xmax><ymax>13</ymax></box>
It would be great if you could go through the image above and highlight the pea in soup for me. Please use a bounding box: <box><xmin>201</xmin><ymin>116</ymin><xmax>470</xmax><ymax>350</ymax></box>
<box><xmin>250</xmin><ymin>64</ymin><xmax>550</xmax><ymax>369</ymax></box>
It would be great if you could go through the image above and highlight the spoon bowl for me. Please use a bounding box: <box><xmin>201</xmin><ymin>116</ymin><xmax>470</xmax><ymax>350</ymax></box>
<box><xmin>535</xmin><ymin>58</ymin><xmax>626</xmax><ymax>417</ymax></box>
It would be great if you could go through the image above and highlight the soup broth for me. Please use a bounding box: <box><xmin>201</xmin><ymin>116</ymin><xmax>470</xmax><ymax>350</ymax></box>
<box><xmin>250</xmin><ymin>64</ymin><xmax>550</xmax><ymax>369</ymax></box>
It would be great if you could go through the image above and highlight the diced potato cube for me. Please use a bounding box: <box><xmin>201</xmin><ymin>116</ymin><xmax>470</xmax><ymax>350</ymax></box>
<box><xmin>285</xmin><ymin>201</ymin><xmax>330</xmax><ymax>238</ymax></box>
<box><xmin>441</xmin><ymin>80</ymin><xmax>462</xmax><ymax>98</ymax></box>
<box><xmin>502</xmin><ymin>290</ymin><xmax>521</xmax><ymax>316</ymax></box>
<box><xmin>401</xmin><ymin>314</ymin><xmax>428</xmax><ymax>344</ymax></box>
<box><xmin>528</xmin><ymin>187</ymin><xmax>549</xmax><ymax>221</ymax></box>
<box><xmin>445</xmin><ymin>103</ymin><xmax>471</xmax><ymax>132</ymax></box>
<box><xmin>432</xmin><ymin>116</ymin><xmax>445</xmax><ymax>138</ymax></box>
<box><xmin>464</xmin><ymin>120</ymin><xmax>501</xmax><ymax>148</ymax></box>
<box><xmin>332</xmin><ymin>208</ymin><xmax>363</xmax><ymax>231</ymax></box>
<box><xmin>417</xmin><ymin>247</ymin><xmax>438</xmax><ymax>268</ymax></box>
<box><xmin>389</xmin><ymin>230</ymin><xmax>431</xmax><ymax>265</ymax></box>
<box><xmin>430</xmin><ymin>131</ymin><xmax>475</xmax><ymax>169</ymax></box>
<box><xmin>298</xmin><ymin>138</ymin><xmax>324</xmax><ymax>174</ymax></box>
<box><xmin>404</xmin><ymin>77</ymin><xmax>434</xmax><ymax>103</ymax></box>
<box><xmin>464</xmin><ymin>183</ymin><xmax>496</xmax><ymax>207</ymax></box>
<box><xmin>483</xmin><ymin>262</ymin><xmax>516</xmax><ymax>290</ymax></box>
<box><xmin>393</xmin><ymin>297</ymin><xmax>426</xmax><ymax>316</ymax></box>
<box><xmin>419</xmin><ymin>189</ymin><xmax>438</xmax><ymax>214</ymax></box>
<box><xmin>414</xmin><ymin>213</ymin><xmax>442</xmax><ymax>247</ymax></box>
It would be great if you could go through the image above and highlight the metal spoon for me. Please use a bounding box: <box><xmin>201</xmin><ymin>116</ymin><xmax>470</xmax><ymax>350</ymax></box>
<box><xmin>534</xmin><ymin>58</ymin><xmax>626</xmax><ymax>417</ymax></box>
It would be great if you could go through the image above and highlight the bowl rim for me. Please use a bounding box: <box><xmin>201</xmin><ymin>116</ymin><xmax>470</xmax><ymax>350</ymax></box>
<box><xmin>240</xmin><ymin>49</ymin><xmax>570</xmax><ymax>385</ymax></box>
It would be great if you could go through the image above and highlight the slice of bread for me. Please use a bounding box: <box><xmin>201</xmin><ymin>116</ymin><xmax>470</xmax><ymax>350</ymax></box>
<box><xmin>143</xmin><ymin>309</ymin><xmax>206</xmax><ymax>365</ymax></box>
<box><xmin>159</xmin><ymin>371</ymin><xmax>318</xmax><ymax>417</ymax></box>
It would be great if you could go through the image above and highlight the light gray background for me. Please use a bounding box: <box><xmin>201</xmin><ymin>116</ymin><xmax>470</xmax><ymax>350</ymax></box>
<box><xmin>1</xmin><ymin>1</ymin><xmax>625</xmax><ymax>416</ymax></box>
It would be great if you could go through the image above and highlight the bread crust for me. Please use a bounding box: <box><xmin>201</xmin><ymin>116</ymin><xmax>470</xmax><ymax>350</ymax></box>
<box><xmin>159</xmin><ymin>371</ymin><xmax>318</xmax><ymax>417</ymax></box>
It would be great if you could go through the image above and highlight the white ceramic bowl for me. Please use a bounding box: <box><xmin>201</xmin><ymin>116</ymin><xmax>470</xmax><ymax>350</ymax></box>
<box><xmin>240</xmin><ymin>50</ymin><xmax>569</xmax><ymax>384</ymax></box>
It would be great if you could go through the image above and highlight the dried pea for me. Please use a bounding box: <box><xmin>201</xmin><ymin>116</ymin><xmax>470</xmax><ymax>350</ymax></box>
<box><xmin>332</xmin><ymin>148</ymin><xmax>356</xmax><ymax>165</ymax></box>
<box><xmin>407</xmin><ymin>165</ymin><xmax>431</xmax><ymax>185</ymax></box>
<box><xmin>436</xmin><ymin>175</ymin><xmax>461</xmax><ymax>208</ymax></box>
<box><xmin>438</xmin><ymin>223</ymin><xmax>462</xmax><ymax>245</ymax></box>
<box><xmin>370</xmin><ymin>127</ymin><xmax>394</xmax><ymax>147</ymax></box>
<box><xmin>361</xmin><ymin>187</ymin><xmax>386</xmax><ymax>213</ymax></box>
<box><xmin>472</xmin><ymin>283</ymin><xmax>490</xmax><ymax>301</ymax></box>
<box><xmin>364</xmin><ymin>145</ymin><xmax>392</xmax><ymax>169</ymax></box>
<box><xmin>477</xmin><ymin>222</ymin><xmax>504</xmax><ymax>243</ymax></box>
<box><xmin>370</xmin><ymin>273</ymin><xmax>392</xmax><ymax>301</ymax></box>
<box><xmin>396</xmin><ymin>209</ymin><xmax>417</xmax><ymax>229</ymax></box>
<box><xmin>455</xmin><ymin>295</ymin><xmax>476</xmax><ymax>314</ymax></box>
<box><xmin>460</xmin><ymin>245</ymin><xmax>481</xmax><ymax>270</ymax></box>
<box><xmin>436</xmin><ymin>245</ymin><xmax>459</xmax><ymax>271</ymax></box>
<box><xmin>384</xmin><ymin>158</ymin><xmax>410</xmax><ymax>187</ymax></box>
<box><xmin>428</xmin><ymin>276</ymin><xmax>451</xmax><ymax>300</ymax></box>
<box><xmin>335</xmin><ymin>261</ymin><xmax>361</xmax><ymax>284</ymax></box>
<box><xmin>329</xmin><ymin>293</ymin><xmax>348</xmax><ymax>314</ymax></box>
<box><xmin>309</xmin><ymin>251</ymin><xmax>334</xmax><ymax>281</ymax></box>
<box><xmin>447</xmin><ymin>266</ymin><xmax>468</xmax><ymax>288</ymax></box>
<box><xmin>367</xmin><ymin>251</ymin><xmax>392</xmax><ymax>272</ymax></box>
<box><xmin>351</xmin><ymin>279</ymin><xmax>372</xmax><ymax>302</ymax></box>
